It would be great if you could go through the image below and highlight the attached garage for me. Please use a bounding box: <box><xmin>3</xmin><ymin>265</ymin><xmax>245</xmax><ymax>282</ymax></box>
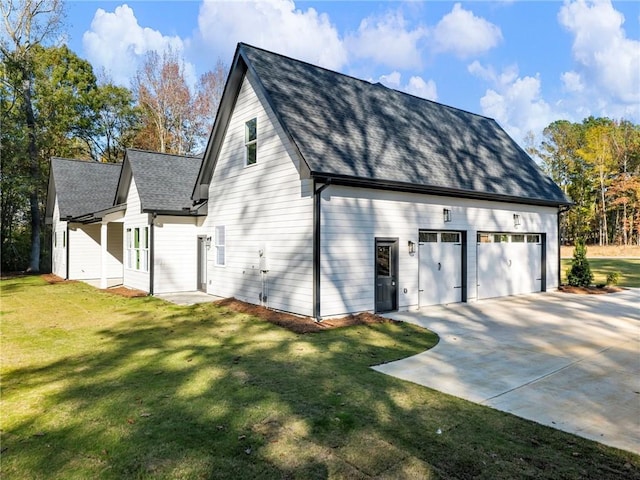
<box><xmin>418</xmin><ymin>231</ymin><xmax>465</xmax><ymax>307</ymax></box>
<box><xmin>477</xmin><ymin>232</ymin><xmax>545</xmax><ymax>300</ymax></box>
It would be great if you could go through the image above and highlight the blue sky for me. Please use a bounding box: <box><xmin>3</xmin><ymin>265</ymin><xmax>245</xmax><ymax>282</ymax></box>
<box><xmin>65</xmin><ymin>0</ymin><xmax>640</xmax><ymax>144</ymax></box>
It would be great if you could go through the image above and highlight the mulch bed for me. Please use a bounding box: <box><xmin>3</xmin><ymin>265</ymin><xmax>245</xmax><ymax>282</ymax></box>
<box><xmin>213</xmin><ymin>298</ymin><xmax>396</xmax><ymax>334</ymax></box>
<box><xmin>102</xmin><ymin>286</ymin><xmax>148</xmax><ymax>298</ymax></box>
<box><xmin>41</xmin><ymin>273</ymin><xmax>74</xmax><ymax>284</ymax></box>
<box><xmin>558</xmin><ymin>285</ymin><xmax>624</xmax><ymax>295</ymax></box>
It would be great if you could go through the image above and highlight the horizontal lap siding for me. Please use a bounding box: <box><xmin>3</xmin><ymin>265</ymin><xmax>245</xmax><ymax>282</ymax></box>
<box><xmin>203</xmin><ymin>74</ymin><xmax>313</xmax><ymax>316</ymax></box>
<box><xmin>68</xmin><ymin>224</ymin><xmax>101</xmax><ymax>279</ymax></box>
<box><xmin>320</xmin><ymin>185</ymin><xmax>558</xmax><ymax>317</ymax></box>
<box><xmin>123</xmin><ymin>178</ymin><xmax>151</xmax><ymax>292</ymax></box>
<box><xmin>106</xmin><ymin>223</ymin><xmax>123</xmax><ymax>279</ymax></box>
<box><xmin>51</xmin><ymin>198</ymin><xmax>67</xmax><ymax>278</ymax></box>
<box><xmin>153</xmin><ymin>217</ymin><xmax>198</xmax><ymax>294</ymax></box>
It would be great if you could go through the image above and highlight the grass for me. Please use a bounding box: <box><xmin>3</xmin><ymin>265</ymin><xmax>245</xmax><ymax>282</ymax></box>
<box><xmin>560</xmin><ymin>244</ymin><xmax>640</xmax><ymax>258</ymax></box>
<box><xmin>561</xmin><ymin>258</ymin><xmax>640</xmax><ymax>287</ymax></box>
<box><xmin>1</xmin><ymin>277</ymin><xmax>639</xmax><ymax>479</ymax></box>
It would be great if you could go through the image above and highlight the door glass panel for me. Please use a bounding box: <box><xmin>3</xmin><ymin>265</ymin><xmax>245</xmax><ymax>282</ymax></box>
<box><xmin>441</xmin><ymin>232</ymin><xmax>460</xmax><ymax>243</ymax></box>
<box><xmin>477</xmin><ymin>233</ymin><xmax>491</xmax><ymax>243</ymax></box>
<box><xmin>494</xmin><ymin>234</ymin><xmax>508</xmax><ymax>243</ymax></box>
<box><xmin>419</xmin><ymin>232</ymin><xmax>437</xmax><ymax>242</ymax></box>
<box><xmin>376</xmin><ymin>246</ymin><xmax>390</xmax><ymax>277</ymax></box>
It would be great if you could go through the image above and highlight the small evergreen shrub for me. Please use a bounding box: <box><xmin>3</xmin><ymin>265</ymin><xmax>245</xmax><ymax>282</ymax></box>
<box><xmin>567</xmin><ymin>240</ymin><xmax>593</xmax><ymax>287</ymax></box>
<box><xmin>606</xmin><ymin>272</ymin><xmax>620</xmax><ymax>286</ymax></box>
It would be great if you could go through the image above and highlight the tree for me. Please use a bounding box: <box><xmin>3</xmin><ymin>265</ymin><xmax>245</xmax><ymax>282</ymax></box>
<box><xmin>132</xmin><ymin>49</ymin><xmax>226</xmax><ymax>155</ymax></box>
<box><xmin>567</xmin><ymin>239</ymin><xmax>593</xmax><ymax>287</ymax></box>
<box><xmin>1</xmin><ymin>0</ymin><xmax>65</xmax><ymax>271</ymax></box>
<box><xmin>132</xmin><ymin>48</ymin><xmax>191</xmax><ymax>154</ymax></box>
<box><xmin>85</xmin><ymin>78</ymin><xmax>140</xmax><ymax>162</ymax></box>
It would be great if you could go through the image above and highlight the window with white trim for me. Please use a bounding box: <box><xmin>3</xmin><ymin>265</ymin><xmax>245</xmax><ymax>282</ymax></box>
<box><xmin>126</xmin><ymin>227</ymin><xmax>149</xmax><ymax>271</ymax></box>
<box><xmin>215</xmin><ymin>226</ymin><xmax>225</xmax><ymax>266</ymax></box>
<box><xmin>245</xmin><ymin>118</ymin><xmax>257</xmax><ymax>165</ymax></box>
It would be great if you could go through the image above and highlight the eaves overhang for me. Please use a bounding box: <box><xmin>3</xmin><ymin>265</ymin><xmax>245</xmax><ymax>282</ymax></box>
<box><xmin>310</xmin><ymin>172</ymin><xmax>573</xmax><ymax>208</ymax></box>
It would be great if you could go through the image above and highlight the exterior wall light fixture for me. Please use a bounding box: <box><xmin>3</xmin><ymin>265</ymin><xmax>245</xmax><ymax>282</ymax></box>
<box><xmin>513</xmin><ymin>214</ymin><xmax>521</xmax><ymax>228</ymax></box>
<box><xmin>408</xmin><ymin>240</ymin><xmax>416</xmax><ymax>255</ymax></box>
<box><xmin>443</xmin><ymin>208</ymin><xmax>451</xmax><ymax>222</ymax></box>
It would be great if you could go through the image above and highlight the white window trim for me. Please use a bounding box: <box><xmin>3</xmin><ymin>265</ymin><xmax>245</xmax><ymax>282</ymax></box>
<box><xmin>245</xmin><ymin>117</ymin><xmax>257</xmax><ymax>166</ymax></box>
<box><xmin>125</xmin><ymin>226</ymin><xmax>149</xmax><ymax>272</ymax></box>
<box><xmin>214</xmin><ymin>226</ymin><xmax>226</xmax><ymax>266</ymax></box>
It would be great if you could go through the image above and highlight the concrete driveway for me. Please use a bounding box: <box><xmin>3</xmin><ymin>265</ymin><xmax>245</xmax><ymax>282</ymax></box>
<box><xmin>374</xmin><ymin>289</ymin><xmax>640</xmax><ymax>453</ymax></box>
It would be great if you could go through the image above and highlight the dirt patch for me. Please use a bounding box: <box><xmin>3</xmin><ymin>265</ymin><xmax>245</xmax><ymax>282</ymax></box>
<box><xmin>560</xmin><ymin>244</ymin><xmax>640</xmax><ymax>258</ymax></box>
<box><xmin>558</xmin><ymin>285</ymin><xmax>624</xmax><ymax>295</ymax></box>
<box><xmin>213</xmin><ymin>298</ymin><xmax>396</xmax><ymax>334</ymax></box>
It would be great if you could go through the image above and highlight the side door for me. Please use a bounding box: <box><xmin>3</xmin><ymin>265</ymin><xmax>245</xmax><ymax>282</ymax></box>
<box><xmin>375</xmin><ymin>238</ymin><xmax>398</xmax><ymax>313</ymax></box>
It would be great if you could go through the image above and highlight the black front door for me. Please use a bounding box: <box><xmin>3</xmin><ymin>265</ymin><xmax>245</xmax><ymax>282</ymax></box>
<box><xmin>197</xmin><ymin>235</ymin><xmax>207</xmax><ymax>292</ymax></box>
<box><xmin>375</xmin><ymin>238</ymin><xmax>398</xmax><ymax>313</ymax></box>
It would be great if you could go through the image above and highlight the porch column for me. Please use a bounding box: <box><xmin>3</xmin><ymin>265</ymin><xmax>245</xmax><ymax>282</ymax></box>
<box><xmin>100</xmin><ymin>222</ymin><xmax>108</xmax><ymax>289</ymax></box>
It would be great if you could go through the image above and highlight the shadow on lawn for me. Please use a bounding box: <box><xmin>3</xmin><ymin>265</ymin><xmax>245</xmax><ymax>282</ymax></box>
<box><xmin>2</xmin><ymin>293</ymin><xmax>639</xmax><ymax>479</ymax></box>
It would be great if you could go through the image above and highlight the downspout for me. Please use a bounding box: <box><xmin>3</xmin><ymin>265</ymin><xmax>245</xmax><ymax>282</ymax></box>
<box><xmin>149</xmin><ymin>213</ymin><xmax>156</xmax><ymax>295</ymax></box>
<box><xmin>312</xmin><ymin>179</ymin><xmax>331</xmax><ymax>322</ymax></box>
<box><xmin>65</xmin><ymin>223</ymin><xmax>70</xmax><ymax>280</ymax></box>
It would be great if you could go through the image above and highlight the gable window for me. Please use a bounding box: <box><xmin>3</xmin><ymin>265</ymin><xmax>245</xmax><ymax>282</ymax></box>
<box><xmin>215</xmin><ymin>226</ymin><xmax>226</xmax><ymax>266</ymax></box>
<box><xmin>126</xmin><ymin>227</ymin><xmax>149</xmax><ymax>272</ymax></box>
<box><xmin>245</xmin><ymin>118</ymin><xmax>257</xmax><ymax>165</ymax></box>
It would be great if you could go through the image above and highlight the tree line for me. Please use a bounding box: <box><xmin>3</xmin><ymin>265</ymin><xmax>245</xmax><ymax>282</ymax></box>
<box><xmin>527</xmin><ymin>118</ymin><xmax>640</xmax><ymax>247</ymax></box>
<box><xmin>1</xmin><ymin>0</ymin><xmax>226</xmax><ymax>272</ymax></box>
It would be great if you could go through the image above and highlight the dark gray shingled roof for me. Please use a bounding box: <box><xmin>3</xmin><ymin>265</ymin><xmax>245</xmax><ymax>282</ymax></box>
<box><xmin>123</xmin><ymin>149</ymin><xmax>203</xmax><ymax>213</ymax></box>
<box><xmin>195</xmin><ymin>43</ymin><xmax>569</xmax><ymax>206</ymax></box>
<box><xmin>47</xmin><ymin>157</ymin><xmax>122</xmax><ymax>220</ymax></box>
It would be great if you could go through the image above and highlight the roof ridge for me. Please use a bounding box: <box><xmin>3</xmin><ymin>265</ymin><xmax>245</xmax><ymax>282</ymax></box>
<box><xmin>126</xmin><ymin>148</ymin><xmax>201</xmax><ymax>160</ymax></box>
<box><xmin>51</xmin><ymin>156</ymin><xmax>122</xmax><ymax>166</ymax></box>
<box><xmin>239</xmin><ymin>42</ymin><xmax>496</xmax><ymax>122</ymax></box>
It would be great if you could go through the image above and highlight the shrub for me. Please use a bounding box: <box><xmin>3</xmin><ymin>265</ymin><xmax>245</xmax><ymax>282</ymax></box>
<box><xmin>567</xmin><ymin>240</ymin><xmax>593</xmax><ymax>287</ymax></box>
<box><xmin>606</xmin><ymin>272</ymin><xmax>620</xmax><ymax>286</ymax></box>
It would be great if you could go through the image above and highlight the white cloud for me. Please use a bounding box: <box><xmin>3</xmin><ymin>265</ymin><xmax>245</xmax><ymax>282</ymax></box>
<box><xmin>406</xmin><ymin>76</ymin><xmax>438</xmax><ymax>101</ymax></box>
<box><xmin>469</xmin><ymin>62</ymin><xmax>558</xmax><ymax>142</ymax></box>
<box><xmin>378</xmin><ymin>71</ymin><xmax>437</xmax><ymax>101</ymax></box>
<box><xmin>561</xmin><ymin>71</ymin><xmax>584</xmax><ymax>93</ymax></box>
<box><xmin>558</xmin><ymin>0</ymin><xmax>640</xmax><ymax>110</ymax></box>
<box><xmin>346</xmin><ymin>11</ymin><xmax>427</xmax><ymax>69</ymax></box>
<box><xmin>432</xmin><ymin>3</ymin><xmax>502</xmax><ymax>58</ymax></box>
<box><xmin>82</xmin><ymin>4</ymin><xmax>188</xmax><ymax>86</ymax></box>
<box><xmin>196</xmin><ymin>0</ymin><xmax>347</xmax><ymax>71</ymax></box>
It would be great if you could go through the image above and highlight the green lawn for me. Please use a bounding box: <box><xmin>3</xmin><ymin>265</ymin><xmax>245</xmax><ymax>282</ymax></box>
<box><xmin>561</xmin><ymin>258</ymin><xmax>640</xmax><ymax>287</ymax></box>
<box><xmin>1</xmin><ymin>277</ymin><xmax>638</xmax><ymax>479</ymax></box>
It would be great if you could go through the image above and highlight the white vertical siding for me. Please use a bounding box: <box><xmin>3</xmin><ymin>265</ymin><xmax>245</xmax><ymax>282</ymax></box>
<box><xmin>51</xmin><ymin>198</ymin><xmax>67</xmax><ymax>278</ymax></box>
<box><xmin>68</xmin><ymin>224</ymin><xmax>102</xmax><ymax>279</ymax></box>
<box><xmin>320</xmin><ymin>185</ymin><xmax>559</xmax><ymax>317</ymax></box>
<box><xmin>203</xmin><ymin>73</ymin><xmax>314</xmax><ymax>316</ymax></box>
<box><xmin>153</xmin><ymin>216</ymin><xmax>198</xmax><ymax>294</ymax></box>
<box><xmin>122</xmin><ymin>178</ymin><xmax>151</xmax><ymax>292</ymax></box>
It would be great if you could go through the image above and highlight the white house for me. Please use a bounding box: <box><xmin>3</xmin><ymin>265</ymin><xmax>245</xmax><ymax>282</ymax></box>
<box><xmin>46</xmin><ymin>150</ymin><xmax>205</xmax><ymax>294</ymax></box>
<box><xmin>45</xmin><ymin>157</ymin><xmax>123</xmax><ymax>284</ymax></box>
<box><xmin>192</xmin><ymin>43</ymin><xmax>571</xmax><ymax>320</ymax></box>
<box><xmin>112</xmin><ymin>149</ymin><xmax>205</xmax><ymax>294</ymax></box>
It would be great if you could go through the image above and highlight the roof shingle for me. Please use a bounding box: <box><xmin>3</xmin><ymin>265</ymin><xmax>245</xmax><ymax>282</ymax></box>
<box><xmin>49</xmin><ymin>157</ymin><xmax>122</xmax><ymax>219</ymax></box>
<box><xmin>239</xmin><ymin>43</ymin><xmax>569</xmax><ymax>205</ymax></box>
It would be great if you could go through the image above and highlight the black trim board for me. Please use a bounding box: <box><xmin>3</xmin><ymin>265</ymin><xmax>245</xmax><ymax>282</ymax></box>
<box><xmin>310</xmin><ymin>175</ymin><xmax>571</xmax><ymax>208</ymax></box>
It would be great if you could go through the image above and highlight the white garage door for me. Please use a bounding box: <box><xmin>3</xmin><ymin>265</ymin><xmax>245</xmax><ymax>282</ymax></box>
<box><xmin>477</xmin><ymin>233</ymin><xmax>542</xmax><ymax>300</ymax></box>
<box><xmin>419</xmin><ymin>231</ymin><xmax>463</xmax><ymax>307</ymax></box>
